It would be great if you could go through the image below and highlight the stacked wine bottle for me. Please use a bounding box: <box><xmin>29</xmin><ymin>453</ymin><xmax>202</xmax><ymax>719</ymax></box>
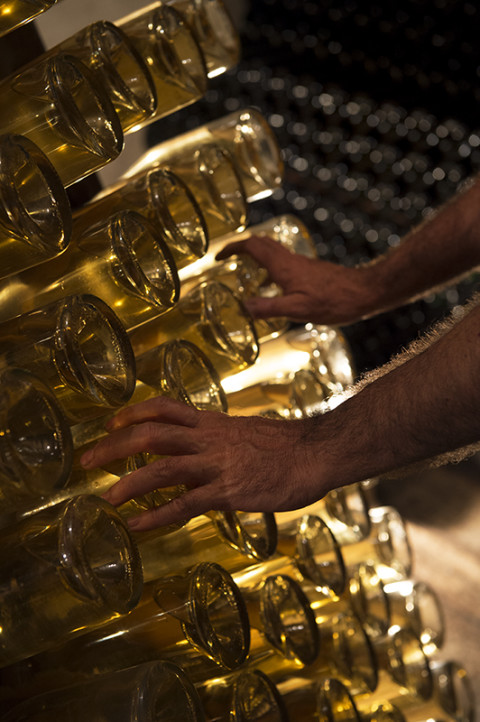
<box><xmin>0</xmin><ymin>1</ymin><xmax>475</xmax><ymax>721</ymax></box>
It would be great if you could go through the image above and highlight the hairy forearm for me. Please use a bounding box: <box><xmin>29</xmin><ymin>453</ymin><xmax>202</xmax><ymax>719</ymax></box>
<box><xmin>360</xmin><ymin>176</ymin><xmax>480</xmax><ymax>317</ymax></box>
<box><xmin>312</xmin><ymin>299</ymin><xmax>480</xmax><ymax>487</ymax></box>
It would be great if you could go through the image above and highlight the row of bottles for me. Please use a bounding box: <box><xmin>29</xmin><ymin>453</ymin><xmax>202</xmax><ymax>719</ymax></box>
<box><xmin>0</xmin><ymin>0</ymin><xmax>475</xmax><ymax>719</ymax></box>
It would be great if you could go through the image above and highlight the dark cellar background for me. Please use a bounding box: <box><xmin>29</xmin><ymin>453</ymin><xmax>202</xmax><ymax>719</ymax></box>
<box><xmin>149</xmin><ymin>0</ymin><xmax>480</xmax><ymax>377</ymax></box>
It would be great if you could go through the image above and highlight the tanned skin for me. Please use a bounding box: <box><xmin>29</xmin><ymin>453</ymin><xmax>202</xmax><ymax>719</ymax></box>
<box><xmin>81</xmin><ymin>177</ymin><xmax>480</xmax><ymax>532</ymax></box>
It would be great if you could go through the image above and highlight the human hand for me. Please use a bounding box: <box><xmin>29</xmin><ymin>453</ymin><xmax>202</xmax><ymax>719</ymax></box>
<box><xmin>80</xmin><ymin>396</ymin><xmax>333</xmax><ymax>532</ymax></box>
<box><xmin>216</xmin><ymin>235</ymin><xmax>379</xmax><ymax>326</ymax></box>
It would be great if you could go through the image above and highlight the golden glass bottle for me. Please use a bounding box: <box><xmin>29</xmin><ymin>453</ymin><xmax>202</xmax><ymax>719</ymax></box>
<box><xmin>275</xmin><ymin>676</ymin><xmax>362</xmax><ymax>722</ymax></box>
<box><xmin>340</xmin><ymin>506</ymin><xmax>413</xmax><ymax>582</ymax></box>
<box><xmin>0</xmin><ymin>210</ymin><xmax>180</xmax><ymax>331</ymax></box>
<box><xmin>0</xmin><ymin>133</ymin><xmax>71</xmax><ymax>280</ymax></box>
<box><xmin>117</xmin><ymin>2</ymin><xmax>208</xmax><ymax>127</ymax></box>
<box><xmin>199</xmin><ymin>669</ymin><xmax>287</xmax><ymax>722</ymax></box>
<box><xmin>73</xmin><ymin>168</ymin><xmax>208</xmax><ymax>269</ymax></box>
<box><xmin>316</xmin><ymin>679</ymin><xmax>363</xmax><ymax>722</ymax></box>
<box><xmin>2</xmin><ymin>660</ymin><xmax>205</xmax><ymax>722</ymax></box>
<box><xmin>355</xmin><ymin>628</ymin><xmax>433</xmax><ymax>710</ymax></box>
<box><xmin>164</xmin><ymin>0</ymin><xmax>240</xmax><ymax>78</ymax></box>
<box><xmin>124</xmin><ymin>108</ymin><xmax>283</xmax><ymax>203</ymax></box>
<box><xmin>222</xmin><ymin>322</ymin><xmax>356</xmax><ymax>419</ymax></box>
<box><xmin>27</xmin><ymin>340</ymin><xmax>228</xmax><ymax>526</ymax></box>
<box><xmin>182</xmin><ymin>213</ymin><xmax>317</xmax><ymax>282</ymax></box>
<box><xmin>0</xmin><ymin>52</ymin><xmax>123</xmax><ymax>187</ymax></box>
<box><xmin>274</xmin><ymin>481</ymin><xmax>371</xmax><ymax>549</ymax></box>
<box><xmin>383</xmin><ymin>660</ymin><xmax>475</xmax><ymax>722</ymax></box>
<box><xmin>0</xmin><ymin>367</ymin><xmax>73</xmax><ymax>522</ymax></box>
<box><xmin>129</xmin><ymin>281</ymin><xmax>259</xmax><ymax>378</ymax></box>
<box><xmin>0</xmin><ymin>0</ymin><xmax>60</xmax><ymax>38</ymax></box>
<box><xmin>0</xmin><ymin>294</ymin><xmax>136</xmax><ymax>424</ymax></box>
<box><xmin>347</xmin><ymin>562</ymin><xmax>391</xmax><ymax>639</ymax></box>
<box><xmin>136</xmin><ymin>509</ymin><xmax>277</xmax><ymax>584</ymax></box>
<box><xmin>45</xmin><ymin>20</ymin><xmax>157</xmax><ymax>133</ymax></box>
<box><xmin>269</xmin><ymin>514</ymin><xmax>346</xmax><ymax>597</ymax></box>
<box><xmin>252</xmin><ymin>607</ymin><xmax>378</xmax><ymax>698</ymax></box>
<box><xmin>0</xmin><ymin>494</ymin><xmax>143</xmax><ymax>669</ymax></box>
<box><xmin>0</xmin><ymin>562</ymin><xmax>249</xmax><ymax>704</ymax></box>
<box><xmin>239</xmin><ymin>567</ymin><xmax>321</xmax><ymax>668</ymax></box>
<box><xmin>383</xmin><ymin>579</ymin><xmax>444</xmax><ymax>656</ymax></box>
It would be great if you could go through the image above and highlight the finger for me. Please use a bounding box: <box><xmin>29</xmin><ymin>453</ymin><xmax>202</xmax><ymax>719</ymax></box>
<box><xmin>81</xmin><ymin>421</ymin><xmax>199</xmax><ymax>469</ymax></box>
<box><xmin>106</xmin><ymin>396</ymin><xmax>201</xmax><ymax>432</ymax></box>
<box><xmin>244</xmin><ymin>293</ymin><xmax>306</xmax><ymax>320</ymax></box>
<box><xmin>102</xmin><ymin>455</ymin><xmax>212</xmax><ymax>507</ymax></box>
<box><xmin>215</xmin><ymin>235</ymin><xmax>284</xmax><ymax>266</ymax></box>
<box><xmin>127</xmin><ymin>485</ymin><xmax>220</xmax><ymax>532</ymax></box>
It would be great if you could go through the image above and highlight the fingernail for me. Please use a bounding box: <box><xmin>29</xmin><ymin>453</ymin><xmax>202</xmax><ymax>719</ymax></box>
<box><xmin>80</xmin><ymin>450</ymin><xmax>93</xmax><ymax>468</ymax></box>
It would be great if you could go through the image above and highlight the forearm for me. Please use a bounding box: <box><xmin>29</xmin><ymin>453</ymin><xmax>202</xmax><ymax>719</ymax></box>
<box><xmin>314</xmin><ymin>298</ymin><xmax>480</xmax><ymax>488</ymax></box>
<box><xmin>360</xmin><ymin>176</ymin><xmax>480</xmax><ymax>317</ymax></box>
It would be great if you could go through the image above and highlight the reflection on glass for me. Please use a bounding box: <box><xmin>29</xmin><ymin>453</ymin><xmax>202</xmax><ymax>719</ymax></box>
<box><xmin>0</xmin><ymin>495</ymin><xmax>142</xmax><ymax>669</ymax></box>
<box><xmin>383</xmin><ymin>579</ymin><xmax>444</xmax><ymax>655</ymax></box>
<box><xmin>356</xmin><ymin>628</ymin><xmax>432</xmax><ymax>710</ymax></box>
<box><xmin>118</xmin><ymin>2</ymin><xmax>208</xmax><ymax>128</ymax></box>
<box><xmin>74</xmin><ymin>168</ymin><xmax>208</xmax><ymax>268</ymax></box>
<box><xmin>124</xmin><ymin>108</ymin><xmax>283</xmax><ymax>203</ymax></box>
<box><xmin>47</xmin><ymin>20</ymin><xmax>157</xmax><ymax>132</ymax></box>
<box><xmin>0</xmin><ymin>294</ymin><xmax>136</xmax><ymax>424</ymax></box>
<box><xmin>1</xmin><ymin>661</ymin><xmax>205</xmax><ymax>722</ymax></box>
<box><xmin>0</xmin><ymin>562</ymin><xmax>248</xmax><ymax>705</ymax></box>
<box><xmin>199</xmin><ymin>669</ymin><xmax>287</xmax><ymax>722</ymax></box>
<box><xmin>0</xmin><ymin>134</ymin><xmax>71</xmax><ymax>280</ymax></box>
<box><xmin>0</xmin><ymin>53</ymin><xmax>123</xmax><ymax>187</ymax></box>
<box><xmin>165</xmin><ymin>0</ymin><xmax>240</xmax><ymax>78</ymax></box>
<box><xmin>0</xmin><ymin>210</ymin><xmax>180</xmax><ymax>330</ymax></box>
<box><xmin>129</xmin><ymin>281</ymin><xmax>259</xmax><ymax>378</ymax></box>
<box><xmin>0</xmin><ymin>0</ymin><xmax>60</xmax><ymax>38</ymax></box>
<box><xmin>0</xmin><ymin>368</ymin><xmax>73</xmax><ymax>520</ymax></box>
<box><xmin>136</xmin><ymin>511</ymin><xmax>276</xmax><ymax>583</ymax></box>
<box><xmin>340</xmin><ymin>506</ymin><xmax>413</xmax><ymax>582</ymax></box>
<box><xmin>276</xmin><ymin>513</ymin><xmax>346</xmax><ymax>596</ymax></box>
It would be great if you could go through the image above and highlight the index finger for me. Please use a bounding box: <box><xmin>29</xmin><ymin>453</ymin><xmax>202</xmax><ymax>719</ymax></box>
<box><xmin>106</xmin><ymin>395</ymin><xmax>201</xmax><ymax>431</ymax></box>
<box><xmin>215</xmin><ymin>234</ymin><xmax>282</xmax><ymax>263</ymax></box>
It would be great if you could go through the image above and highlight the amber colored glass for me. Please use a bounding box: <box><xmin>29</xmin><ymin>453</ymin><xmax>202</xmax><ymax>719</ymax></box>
<box><xmin>181</xmin><ymin>215</ymin><xmax>318</xmax><ymax>344</ymax></box>
<box><xmin>274</xmin><ymin>481</ymin><xmax>371</xmax><ymax>550</ymax></box>
<box><xmin>254</xmin><ymin>609</ymin><xmax>378</xmax><ymax>698</ymax></box>
<box><xmin>0</xmin><ymin>562</ymin><xmax>249</xmax><ymax>705</ymax></box>
<box><xmin>0</xmin><ymin>210</ymin><xmax>180</xmax><ymax>330</ymax></box>
<box><xmin>275</xmin><ymin>513</ymin><xmax>346</xmax><ymax>596</ymax></box>
<box><xmin>348</xmin><ymin>562</ymin><xmax>391</xmax><ymax>638</ymax></box>
<box><xmin>25</xmin><ymin>339</ymin><xmax>227</xmax><ymax>526</ymax></box>
<box><xmin>222</xmin><ymin>322</ymin><xmax>356</xmax><ymax>420</ymax></box>
<box><xmin>383</xmin><ymin>579</ymin><xmax>444</xmax><ymax>655</ymax></box>
<box><xmin>2</xmin><ymin>661</ymin><xmax>205</xmax><ymax>722</ymax></box>
<box><xmin>316</xmin><ymin>679</ymin><xmax>362</xmax><ymax>722</ymax></box>
<box><xmin>73</xmin><ymin>168</ymin><xmax>208</xmax><ymax>268</ymax></box>
<box><xmin>340</xmin><ymin>506</ymin><xmax>413</xmax><ymax>582</ymax></box>
<box><xmin>47</xmin><ymin>20</ymin><xmax>157</xmax><ymax>133</ymax></box>
<box><xmin>135</xmin><ymin>510</ymin><xmax>276</xmax><ymax>583</ymax></box>
<box><xmin>0</xmin><ymin>495</ymin><xmax>142</xmax><ymax>669</ymax></box>
<box><xmin>0</xmin><ymin>134</ymin><xmax>71</xmax><ymax>280</ymax></box>
<box><xmin>0</xmin><ymin>0</ymin><xmax>60</xmax><ymax>38</ymax></box>
<box><xmin>0</xmin><ymin>367</ymin><xmax>73</xmax><ymax>521</ymax></box>
<box><xmin>0</xmin><ymin>53</ymin><xmax>123</xmax><ymax>187</ymax></box>
<box><xmin>355</xmin><ymin>629</ymin><xmax>433</xmax><ymax>711</ymax></box>
<box><xmin>0</xmin><ymin>294</ymin><xmax>136</xmax><ymax>424</ymax></box>
<box><xmin>199</xmin><ymin>669</ymin><xmax>287</xmax><ymax>722</ymax></box>
<box><xmin>241</xmin><ymin>567</ymin><xmax>321</xmax><ymax>667</ymax></box>
<box><xmin>385</xmin><ymin>660</ymin><xmax>475</xmax><ymax>722</ymax></box>
<box><xmin>125</xmin><ymin>108</ymin><xmax>283</xmax><ymax>203</ymax></box>
<box><xmin>129</xmin><ymin>280</ymin><xmax>259</xmax><ymax>377</ymax></box>
<box><xmin>165</xmin><ymin>0</ymin><xmax>240</xmax><ymax>78</ymax></box>
<box><xmin>118</xmin><ymin>3</ymin><xmax>208</xmax><ymax>128</ymax></box>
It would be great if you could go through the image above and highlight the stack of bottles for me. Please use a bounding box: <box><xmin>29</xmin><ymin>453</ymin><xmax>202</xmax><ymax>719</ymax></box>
<box><xmin>0</xmin><ymin>1</ymin><xmax>475</xmax><ymax>720</ymax></box>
